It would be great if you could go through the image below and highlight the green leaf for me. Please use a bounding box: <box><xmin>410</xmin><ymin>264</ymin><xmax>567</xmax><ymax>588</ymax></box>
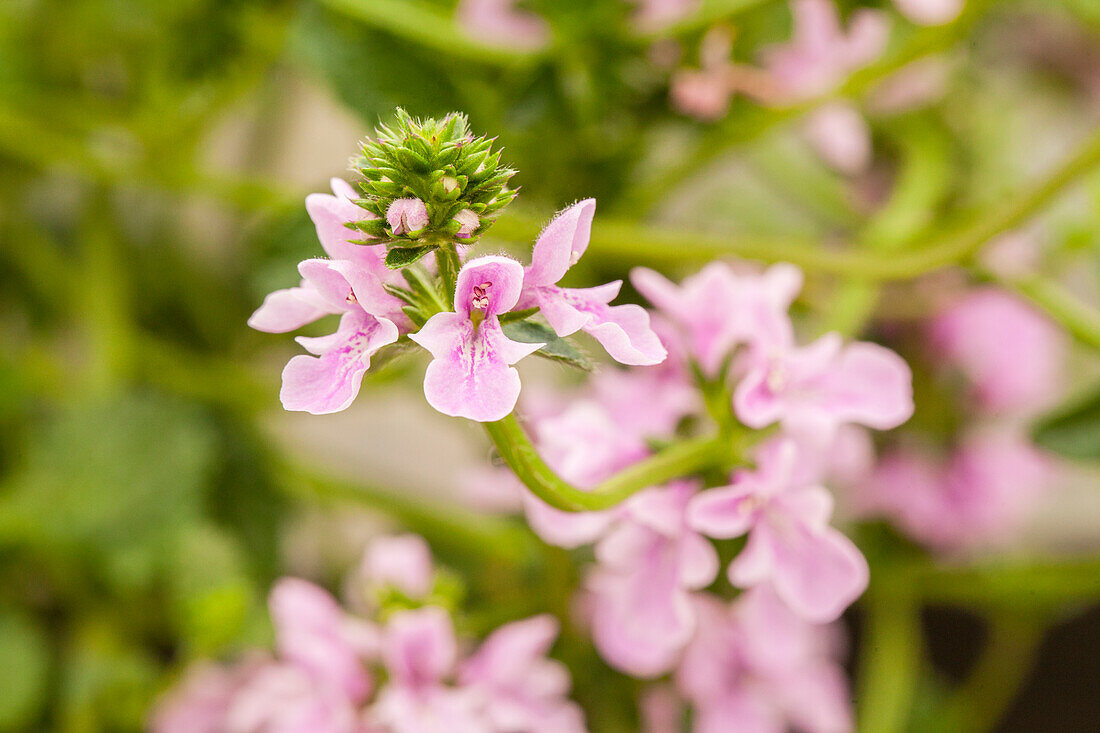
<box><xmin>498</xmin><ymin>307</ymin><xmax>539</xmax><ymax>324</ymax></box>
<box><xmin>1032</xmin><ymin>382</ymin><xmax>1100</xmax><ymax>461</ymax></box>
<box><xmin>0</xmin><ymin>608</ymin><xmax>49</xmax><ymax>729</ymax></box>
<box><xmin>502</xmin><ymin>320</ymin><xmax>592</xmax><ymax>371</ymax></box>
<box><xmin>0</xmin><ymin>393</ymin><xmax>215</xmax><ymax>559</ymax></box>
<box><xmin>386</xmin><ymin>245</ymin><xmax>436</xmax><ymax>269</ymax></box>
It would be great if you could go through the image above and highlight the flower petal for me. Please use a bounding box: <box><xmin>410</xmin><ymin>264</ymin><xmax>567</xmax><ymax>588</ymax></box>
<box><xmin>526</xmin><ymin>199</ymin><xmax>596</xmax><ymax>286</ymax></box>
<box><xmin>765</xmin><ymin>519</ymin><xmax>870</xmax><ymax>623</ymax></box>
<box><xmin>413</xmin><ymin>315</ymin><xmax>540</xmax><ymax>422</ymax></box>
<box><xmin>816</xmin><ymin>341</ymin><xmax>914</xmax><ymax>430</ymax></box>
<box><xmin>280</xmin><ymin>311</ymin><xmax>398</xmax><ymax>414</ymax></box>
<box><xmin>248</xmin><ymin>283</ymin><xmax>334</xmax><ymax>333</ymax></box>
<box><xmin>688</xmin><ymin>484</ymin><xmax>761</xmax><ymax>539</ymax></box>
<box><xmin>454</xmin><ymin>255</ymin><xmax>526</xmax><ymax>318</ymax></box>
<box><xmin>305</xmin><ymin>178</ymin><xmax>381</xmax><ymax>265</ymax></box>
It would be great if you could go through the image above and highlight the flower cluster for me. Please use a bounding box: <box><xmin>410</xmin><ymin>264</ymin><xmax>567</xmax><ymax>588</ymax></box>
<box><xmin>857</xmin><ymin>286</ymin><xmax>1064</xmax><ymax>549</ymax></box>
<box><xmin>250</xmin><ymin>115</ymin><xmax>664</xmax><ymax>421</ymax></box>
<box><xmin>470</xmin><ymin>255</ymin><xmax>913</xmax><ymax>725</ymax></box>
<box><xmin>151</xmin><ymin>535</ymin><xmax>586</xmax><ymax>733</ymax></box>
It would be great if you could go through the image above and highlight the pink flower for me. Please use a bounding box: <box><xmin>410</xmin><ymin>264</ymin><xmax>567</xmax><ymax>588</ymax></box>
<box><xmin>893</xmin><ymin>0</ymin><xmax>963</xmax><ymax>26</ymax></box>
<box><xmin>225</xmin><ymin>662</ymin><xmax>364</xmax><ymax>733</ymax></box>
<box><xmin>268</xmin><ymin>578</ymin><xmax>375</xmax><ymax>703</ymax></box>
<box><xmin>272</xmin><ymin>260</ymin><xmax>401</xmax><ymax>414</ymax></box>
<box><xmin>631</xmin><ymin>262</ymin><xmax>802</xmax><ymax>376</ymax></box>
<box><xmin>688</xmin><ymin>441</ymin><xmax>869</xmax><ymax>622</ymax></box>
<box><xmin>361</xmin><ymin>534</ymin><xmax>434</xmax><ymax>599</ymax></box>
<box><xmin>762</xmin><ymin>0</ymin><xmax>890</xmax><ymax>100</ymax></box>
<box><xmin>589</xmin><ymin>482</ymin><xmax>719</xmax><ymax>676</ymax></box>
<box><xmin>928</xmin><ymin>287</ymin><xmax>1065</xmax><ymax>413</ymax></box>
<box><xmin>150</xmin><ymin>660</ymin><xmax>263</xmax><ymax>733</ymax></box>
<box><xmin>518</xmin><ymin>200</ymin><xmax>667</xmax><ymax>366</ymax></box>
<box><xmin>676</xmin><ymin>590</ymin><xmax>853</xmax><ymax>733</ymax></box>
<box><xmin>410</xmin><ymin>256</ymin><xmax>543</xmax><ymax>422</ymax></box>
<box><xmin>456</xmin><ymin>0</ymin><xmax>550</xmax><ymax>51</ymax></box>
<box><xmin>371</xmin><ymin>607</ymin><xmax>488</xmax><ymax>733</ymax></box>
<box><xmin>633</xmin><ymin>0</ymin><xmax>700</xmax><ymax>32</ymax></box>
<box><xmin>803</xmin><ymin>102</ymin><xmax>874</xmax><ymax>175</ymax></box>
<box><xmin>459</xmin><ymin>615</ymin><xmax>587</xmax><ymax>733</ymax></box>
<box><xmin>862</xmin><ymin>432</ymin><xmax>1053</xmax><ymax>549</ymax></box>
<box><xmin>387</xmin><ymin>197</ymin><xmax>430</xmax><ymax>236</ymax></box>
<box><xmin>249</xmin><ymin>179</ymin><xmax>403</xmax><ymax>334</ymax></box>
<box><xmin>734</xmin><ymin>332</ymin><xmax>913</xmax><ymax>442</ymax></box>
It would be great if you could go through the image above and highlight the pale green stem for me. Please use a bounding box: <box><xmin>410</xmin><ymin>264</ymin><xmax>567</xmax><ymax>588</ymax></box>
<box><xmin>617</xmin><ymin>0</ymin><xmax>995</xmax><ymax>215</ymax></box>
<box><xmin>937</xmin><ymin>614</ymin><xmax>1044</xmax><ymax>733</ymax></box>
<box><xmin>494</xmin><ymin>124</ymin><xmax>1100</xmax><ymax>282</ymax></box>
<box><xmin>484</xmin><ymin>415</ymin><xmax>735</xmax><ymax>512</ymax></box>
<box><xmin>857</xmin><ymin>590</ymin><xmax>922</xmax><ymax>733</ymax></box>
<box><xmin>281</xmin><ymin>461</ymin><xmax>539</xmax><ymax>566</ymax></box>
<box><xmin>318</xmin><ymin>0</ymin><xmax>545</xmax><ymax>67</ymax></box>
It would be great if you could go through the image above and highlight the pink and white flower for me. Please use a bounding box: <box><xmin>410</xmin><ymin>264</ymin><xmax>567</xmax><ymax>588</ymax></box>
<box><xmin>518</xmin><ymin>200</ymin><xmax>667</xmax><ymax>366</ymax></box>
<box><xmin>688</xmin><ymin>440</ymin><xmax>869</xmax><ymax>622</ymax></box>
<box><xmin>410</xmin><ymin>256</ymin><xmax>543</xmax><ymax>422</ymax></box>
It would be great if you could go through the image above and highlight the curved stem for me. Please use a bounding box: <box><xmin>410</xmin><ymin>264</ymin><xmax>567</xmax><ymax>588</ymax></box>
<box><xmin>857</xmin><ymin>590</ymin><xmax>922</xmax><ymax>733</ymax></box>
<box><xmin>938</xmin><ymin>614</ymin><xmax>1044</xmax><ymax>733</ymax></box>
<box><xmin>319</xmin><ymin>0</ymin><xmax>545</xmax><ymax>68</ymax></box>
<box><xmin>484</xmin><ymin>415</ymin><xmax>733</xmax><ymax>511</ymax></box>
<box><xmin>494</xmin><ymin>124</ymin><xmax>1100</xmax><ymax>281</ymax></box>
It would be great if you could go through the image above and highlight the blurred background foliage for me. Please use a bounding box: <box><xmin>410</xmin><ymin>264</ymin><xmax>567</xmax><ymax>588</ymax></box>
<box><xmin>2</xmin><ymin>0</ymin><xmax>1100</xmax><ymax>731</ymax></box>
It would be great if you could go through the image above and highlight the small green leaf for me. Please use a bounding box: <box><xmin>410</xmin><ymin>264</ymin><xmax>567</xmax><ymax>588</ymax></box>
<box><xmin>1032</xmin><ymin>381</ymin><xmax>1100</xmax><ymax>461</ymax></box>
<box><xmin>386</xmin><ymin>245</ymin><xmax>436</xmax><ymax>269</ymax></box>
<box><xmin>498</xmin><ymin>307</ymin><xmax>539</xmax><ymax>324</ymax></box>
<box><xmin>502</xmin><ymin>320</ymin><xmax>592</xmax><ymax>371</ymax></box>
<box><xmin>0</xmin><ymin>608</ymin><xmax>49</xmax><ymax>729</ymax></box>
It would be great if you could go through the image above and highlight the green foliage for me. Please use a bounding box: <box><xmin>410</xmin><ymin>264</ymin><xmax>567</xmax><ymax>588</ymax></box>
<box><xmin>0</xmin><ymin>608</ymin><xmax>49</xmax><ymax>730</ymax></box>
<box><xmin>502</xmin><ymin>319</ymin><xmax>594</xmax><ymax>371</ymax></box>
<box><xmin>1032</xmin><ymin>382</ymin><xmax>1100</xmax><ymax>461</ymax></box>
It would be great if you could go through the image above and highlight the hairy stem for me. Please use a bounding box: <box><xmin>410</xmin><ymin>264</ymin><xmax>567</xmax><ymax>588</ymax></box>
<box><xmin>484</xmin><ymin>414</ymin><xmax>734</xmax><ymax>511</ymax></box>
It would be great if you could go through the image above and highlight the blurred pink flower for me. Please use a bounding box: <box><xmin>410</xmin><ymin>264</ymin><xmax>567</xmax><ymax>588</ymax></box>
<box><xmin>361</xmin><ymin>534</ymin><xmax>434</xmax><ymax>599</ymax></box>
<box><xmin>456</xmin><ymin>0</ymin><xmax>550</xmax><ymax>51</ymax></box>
<box><xmin>631</xmin><ymin>262</ymin><xmax>801</xmax><ymax>375</ymax></box>
<box><xmin>762</xmin><ymin>0</ymin><xmax>890</xmax><ymax>100</ymax></box>
<box><xmin>633</xmin><ymin>0</ymin><xmax>700</xmax><ymax>32</ymax></box>
<box><xmin>734</xmin><ymin>331</ymin><xmax>913</xmax><ymax>442</ymax></box>
<box><xmin>893</xmin><ymin>0</ymin><xmax>964</xmax><ymax>26</ymax></box>
<box><xmin>269</xmin><ymin>578</ymin><xmax>376</xmax><ymax>703</ymax></box>
<box><xmin>803</xmin><ymin>102</ymin><xmax>874</xmax><ymax>175</ymax></box>
<box><xmin>677</xmin><ymin>590</ymin><xmax>853</xmax><ymax>733</ymax></box>
<box><xmin>150</xmin><ymin>660</ymin><xmax>263</xmax><ymax>733</ymax></box>
<box><xmin>588</xmin><ymin>482</ymin><xmax>719</xmax><ymax>676</ymax></box>
<box><xmin>518</xmin><ymin>199</ymin><xmax>667</xmax><ymax>366</ymax></box>
<box><xmin>459</xmin><ymin>615</ymin><xmax>586</xmax><ymax>733</ymax></box>
<box><xmin>929</xmin><ymin>287</ymin><xmax>1065</xmax><ymax>413</ymax></box>
<box><xmin>688</xmin><ymin>440</ymin><xmax>869</xmax><ymax>622</ymax></box>
<box><xmin>863</xmin><ymin>432</ymin><xmax>1054</xmax><ymax>549</ymax></box>
<box><xmin>225</xmin><ymin>662</ymin><xmax>365</xmax><ymax>733</ymax></box>
<box><xmin>410</xmin><ymin>255</ymin><xmax>543</xmax><ymax>421</ymax></box>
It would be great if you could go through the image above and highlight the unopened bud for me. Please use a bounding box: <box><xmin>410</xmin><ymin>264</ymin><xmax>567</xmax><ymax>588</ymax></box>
<box><xmin>454</xmin><ymin>208</ymin><xmax>480</xmax><ymax>239</ymax></box>
<box><xmin>387</xmin><ymin>198</ymin><xmax>430</xmax><ymax>236</ymax></box>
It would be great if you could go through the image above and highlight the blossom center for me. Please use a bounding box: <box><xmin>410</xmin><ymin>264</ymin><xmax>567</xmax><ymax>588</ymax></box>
<box><xmin>471</xmin><ymin>282</ymin><xmax>492</xmax><ymax>311</ymax></box>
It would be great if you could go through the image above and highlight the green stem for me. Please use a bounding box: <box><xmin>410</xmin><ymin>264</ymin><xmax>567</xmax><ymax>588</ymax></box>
<box><xmin>318</xmin><ymin>0</ymin><xmax>545</xmax><ymax>67</ymax></box>
<box><xmin>484</xmin><ymin>415</ymin><xmax>733</xmax><ymax>511</ymax></box>
<box><xmin>494</xmin><ymin>124</ymin><xmax>1100</xmax><ymax>281</ymax></box>
<box><xmin>281</xmin><ymin>461</ymin><xmax>539</xmax><ymax>566</ymax></box>
<box><xmin>938</xmin><ymin>614</ymin><xmax>1044</xmax><ymax>733</ymax></box>
<box><xmin>616</xmin><ymin>0</ymin><xmax>994</xmax><ymax>215</ymax></box>
<box><xmin>435</xmin><ymin>245</ymin><xmax>461</xmax><ymax>310</ymax></box>
<box><xmin>857</xmin><ymin>590</ymin><xmax>922</xmax><ymax>733</ymax></box>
